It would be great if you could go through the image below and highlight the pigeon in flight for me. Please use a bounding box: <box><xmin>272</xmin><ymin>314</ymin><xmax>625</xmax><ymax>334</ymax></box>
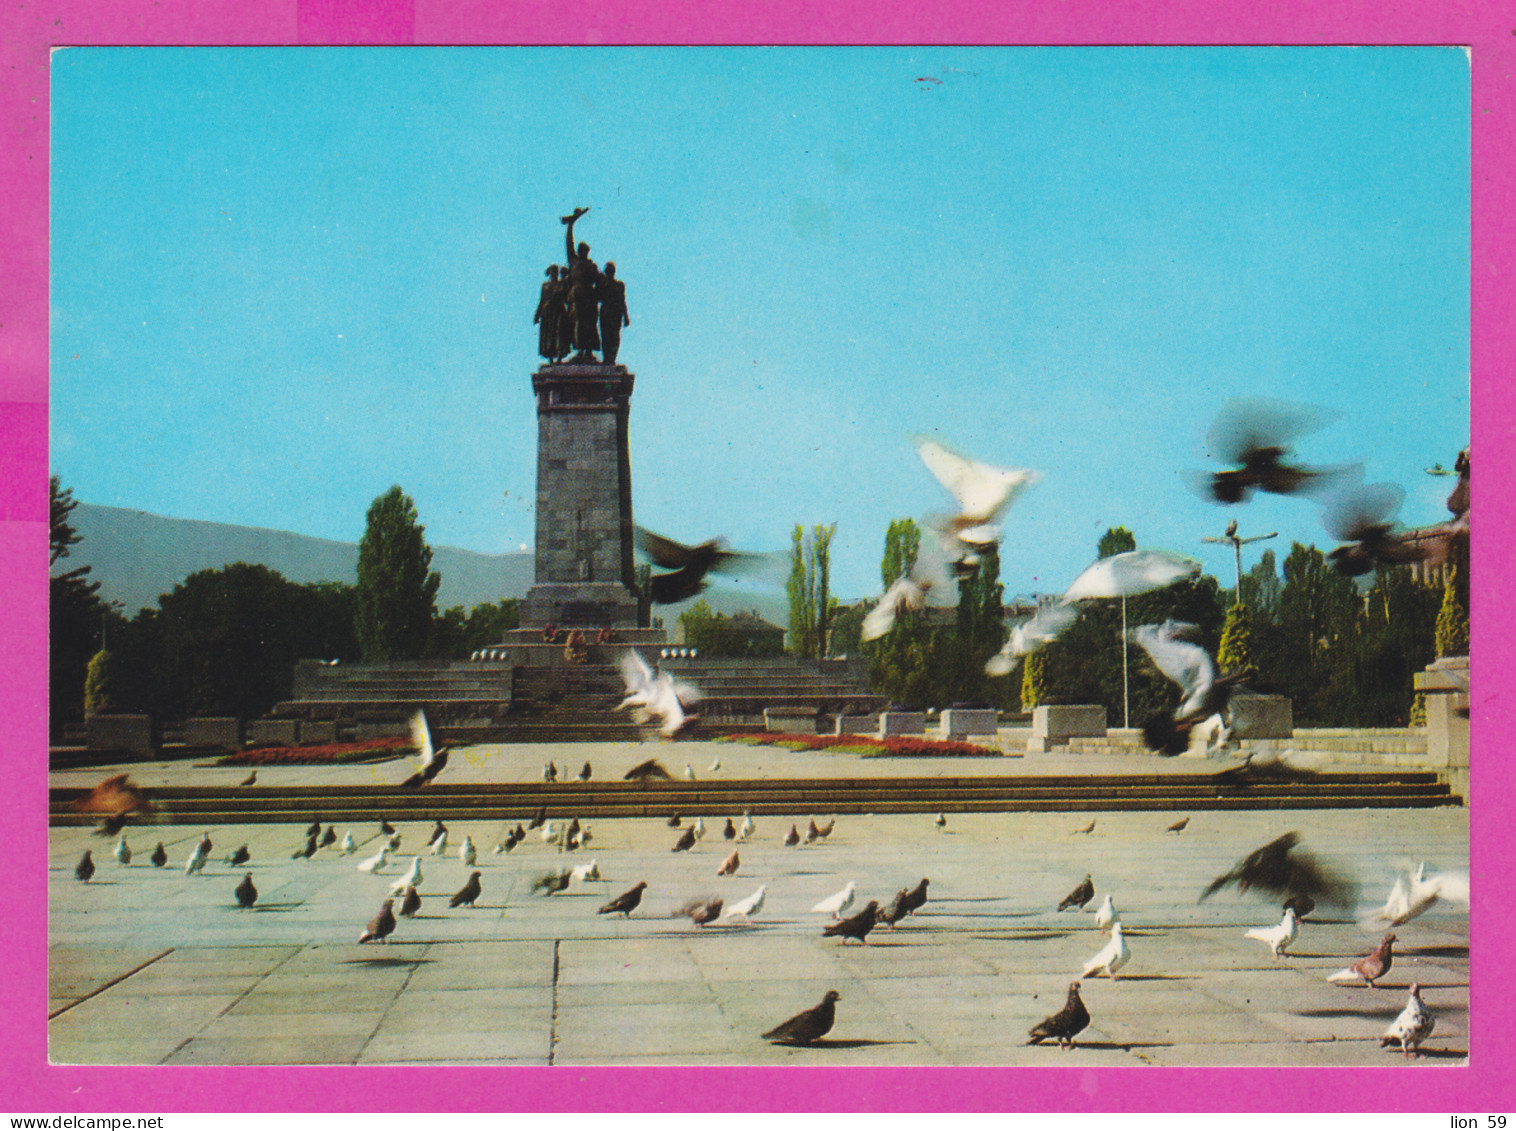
<box><xmin>1058</xmin><ymin>874</ymin><xmax>1095</xmax><ymax>912</ymax></box>
<box><xmin>225</xmin><ymin>844</ymin><xmax>250</xmax><ymax>867</ymax></box>
<box><xmin>1200</xmin><ymin>832</ymin><xmax>1354</xmax><ymax>908</ymax></box>
<box><xmin>1129</xmin><ymin>620</ymin><xmax>1250</xmax><ymax>755</ymax></box>
<box><xmin>1093</xmin><ymin>894</ymin><xmax>1116</xmax><ymax>930</ymax></box>
<box><xmin>358</xmin><ymin>898</ymin><xmax>397</xmax><ymax>944</ymax></box>
<box><xmin>449</xmin><ymin>871</ymin><xmax>483</xmax><ymax>908</ymax></box>
<box><xmin>1194</xmin><ymin>397</ymin><xmax>1355</xmax><ymax>504</ymax></box>
<box><xmin>357</xmin><ymin>846</ymin><xmax>390</xmax><ymax>874</ymax></box>
<box><xmin>719</xmin><ymin>884</ymin><xmax>767</xmax><ymax>921</ymax></box>
<box><xmin>1329</xmin><ymin>933</ymin><xmax>1397</xmax><ymax>988</ymax></box>
<box><xmin>1062</xmin><ymin>550</ymin><xmax>1201</xmax><ymax>604</ymax></box>
<box><xmin>598</xmin><ymin>881</ymin><xmax>649</xmax><ymax>917</ymax></box>
<box><xmin>717</xmin><ymin>850</ymin><xmax>741</xmax><ymax>876</ymax></box>
<box><xmin>681</xmin><ymin>896</ymin><xmax>725</xmax><ymax>927</ymax></box>
<box><xmin>762</xmin><ymin>990</ymin><xmax>840</xmax><ymax>1046</ymax></box>
<box><xmin>113</xmin><ymin>835</ymin><xmax>132</xmax><ymax>866</ymax></box>
<box><xmin>617</xmin><ymin>650</ymin><xmax>700</xmax><ymax>737</ymax></box>
<box><xmin>149</xmin><ymin>842</ymin><xmax>167</xmax><ymax>868</ymax></box>
<box><xmin>398</xmin><ymin>884</ymin><xmax>422</xmax><ymax>918</ymax></box>
<box><xmin>1381</xmin><ymin>983</ymin><xmax>1435</xmax><ymax>1058</ymax></box>
<box><xmin>74</xmin><ymin>850</ymin><xmax>95</xmax><ymax>883</ymax></box>
<box><xmin>986</xmin><ymin>599</ymin><xmax>1078</xmax><ymax>675</ymax></box>
<box><xmin>811</xmin><ymin>881</ymin><xmax>857</xmax><ymax>919</ymax></box>
<box><xmin>185</xmin><ymin>834</ymin><xmax>212</xmax><ymax>876</ymax></box>
<box><xmin>1244</xmin><ymin>907</ymin><xmax>1300</xmax><ymax>958</ymax></box>
<box><xmin>823</xmin><ymin>900</ymin><xmax>880</xmax><ymax>945</ymax></box>
<box><xmin>625</xmin><ymin>758</ymin><xmax>674</xmax><ymax>782</ymax></box>
<box><xmin>1283</xmin><ymin>893</ymin><xmax>1316</xmax><ymax>920</ymax></box>
<box><xmin>914</xmin><ymin>436</ymin><xmax>1039</xmax><ymax>558</ymax></box>
<box><xmin>634</xmin><ymin>527</ymin><xmax>770</xmax><ymax>604</ymax></box>
<box><xmin>1321</xmin><ymin>480</ymin><xmax>1429</xmax><ymax>577</ymax></box>
<box><xmin>235</xmin><ymin>873</ymin><xmax>257</xmax><ymax>909</ymax></box>
<box><xmin>1027</xmin><ymin>982</ymin><xmax>1090</xmax><ymax>1048</ymax></box>
<box><xmin>672</xmin><ymin>827</ymin><xmax>697</xmax><ymax>853</ymax></box>
<box><xmin>400</xmin><ymin>709</ymin><xmax>450</xmax><ymax>788</ymax></box>
<box><xmin>74</xmin><ymin>774</ymin><xmax>154</xmax><ymax>837</ymax></box>
<box><xmin>1080</xmin><ymin>921</ymin><xmax>1130</xmax><ymax>979</ymax></box>
<box><xmin>861</xmin><ymin>573</ymin><xmax>935</xmax><ymax>642</ymax></box>
<box><xmin>1365</xmin><ymin>863</ymin><xmax>1469</xmax><ymax>928</ymax></box>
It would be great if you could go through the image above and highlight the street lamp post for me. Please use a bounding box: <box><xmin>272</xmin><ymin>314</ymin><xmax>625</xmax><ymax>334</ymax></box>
<box><xmin>1202</xmin><ymin>519</ymin><xmax>1278</xmax><ymax>605</ymax></box>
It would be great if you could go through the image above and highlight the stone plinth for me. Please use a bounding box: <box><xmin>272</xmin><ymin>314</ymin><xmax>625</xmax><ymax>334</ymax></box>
<box><xmin>1229</xmin><ymin>693</ymin><xmax>1293</xmax><ymax>740</ymax></box>
<box><xmin>1029</xmin><ymin>704</ymin><xmax>1106</xmax><ymax>753</ymax></box>
<box><xmin>941</xmin><ymin>708</ymin><xmax>998</xmax><ymax>739</ymax></box>
<box><xmin>524</xmin><ymin>363</ymin><xmax>640</xmax><ymax>628</ymax></box>
<box><xmin>247</xmin><ymin>719</ymin><xmax>300</xmax><ymax>747</ymax></box>
<box><xmin>879</xmin><ymin>711</ymin><xmax>926</xmax><ymax>738</ymax></box>
<box><xmin>86</xmin><ymin>714</ymin><xmax>156</xmax><ymax>755</ymax></box>
<box><xmin>300</xmin><ymin>720</ymin><xmax>338</xmax><ymax>745</ymax></box>
<box><xmin>183</xmin><ymin>718</ymin><xmax>241</xmax><ymax>751</ymax></box>
<box><xmin>834</xmin><ymin>714</ymin><xmax>880</xmax><ymax>736</ymax></box>
<box><xmin>764</xmin><ymin>707</ymin><xmax>817</xmax><ymax>734</ymax></box>
<box><xmin>1416</xmin><ymin>655</ymin><xmax>1469</xmax><ymax>803</ymax></box>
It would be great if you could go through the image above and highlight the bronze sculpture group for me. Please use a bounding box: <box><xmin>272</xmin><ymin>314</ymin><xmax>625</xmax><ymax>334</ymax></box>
<box><xmin>534</xmin><ymin>207</ymin><xmax>630</xmax><ymax>365</ymax></box>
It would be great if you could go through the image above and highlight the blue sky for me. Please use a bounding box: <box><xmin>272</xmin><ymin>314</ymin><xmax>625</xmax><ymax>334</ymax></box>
<box><xmin>49</xmin><ymin>46</ymin><xmax>1469</xmax><ymax>602</ymax></box>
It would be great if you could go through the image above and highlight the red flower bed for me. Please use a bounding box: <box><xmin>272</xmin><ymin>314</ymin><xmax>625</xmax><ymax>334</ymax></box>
<box><xmin>715</xmin><ymin>732</ymin><xmax>997</xmax><ymax>757</ymax></box>
<box><xmin>222</xmin><ymin>736</ymin><xmax>416</xmax><ymax>766</ymax></box>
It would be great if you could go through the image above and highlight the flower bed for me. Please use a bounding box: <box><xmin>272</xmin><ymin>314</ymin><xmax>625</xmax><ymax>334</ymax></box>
<box><xmin>221</xmin><ymin>736</ymin><xmax>417</xmax><ymax>766</ymax></box>
<box><xmin>713</xmin><ymin>732</ymin><xmax>999</xmax><ymax>758</ymax></box>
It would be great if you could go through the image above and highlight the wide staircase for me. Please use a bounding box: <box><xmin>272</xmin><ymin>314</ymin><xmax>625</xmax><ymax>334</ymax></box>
<box><xmin>49</xmin><ymin>768</ymin><xmax>1460</xmax><ymax>828</ymax></box>
<box><xmin>271</xmin><ymin>659</ymin><xmax>513</xmax><ymax>731</ymax></box>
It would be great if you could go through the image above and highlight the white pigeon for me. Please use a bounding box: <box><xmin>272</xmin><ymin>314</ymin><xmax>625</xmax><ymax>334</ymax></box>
<box><xmin>1128</xmin><ymin>619</ymin><xmax>1243</xmax><ymax>753</ymax></box>
<box><xmin>113</xmin><ymin>835</ymin><xmax>132</xmax><ymax>866</ymax></box>
<box><xmin>540</xmin><ymin>821</ymin><xmax>559</xmax><ymax>844</ymax></box>
<box><xmin>684</xmin><ymin>764</ymin><xmax>697</xmax><ymax>781</ymax></box>
<box><xmin>1080</xmin><ymin>921</ymin><xmax>1131</xmax><ymax>979</ymax></box>
<box><xmin>340</xmin><ymin>831</ymin><xmax>357</xmax><ymax>855</ymax></box>
<box><xmin>986</xmin><ymin>599</ymin><xmax>1078</xmax><ymax>676</ymax></box>
<box><xmin>1093</xmin><ymin>894</ymin><xmax>1116</xmax><ymax>930</ymax></box>
<box><xmin>570</xmin><ymin>859</ymin><xmax>600</xmax><ymax>883</ymax></box>
<box><xmin>459</xmin><ymin>836</ymin><xmax>477</xmax><ymax>867</ymax></box>
<box><xmin>811</xmin><ymin>881</ymin><xmax>857</xmax><ymax>919</ymax></box>
<box><xmin>693</xmin><ymin>816</ymin><xmax>706</xmax><ymax>841</ymax></box>
<box><xmin>1245</xmin><ymin>907</ymin><xmax>1300</xmax><ymax>958</ymax></box>
<box><xmin>861</xmin><ymin>574</ymin><xmax>933</xmax><ymax>642</ymax></box>
<box><xmin>914</xmin><ymin>436</ymin><xmax>1039</xmax><ymax>550</ymax></box>
<box><xmin>738</xmin><ymin>811</ymin><xmax>755</xmax><ymax>841</ymax></box>
<box><xmin>429</xmin><ymin>830</ymin><xmax>449</xmax><ymax>856</ymax></box>
<box><xmin>388</xmin><ymin>856</ymin><xmax>423</xmax><ymax>895</ymax></box>
<box><xmin>709</xmin><ymin>757</ymin><xmax>721</xmax><ymax>773</ymax></box>
<box><xmin>184</xmin><ymin>835</ymin><xmax>210</xmax><ymax>876</ymax></box>
<box><xmin>357</xmin><ymin>846</ymin><xmax>391</xmax><ymax>873</ymax></box>
<box><xmin>617</xmin><ymin>650</ymin><xmax>702</xmax><ymax>736</ymax></box>
<box><xmin>1062</xmin><ymin>549</ymin><xmax>1201</xmax><ymax>603</ymax></box>
<box><xmin>1368</xmin><ymin>862</ymin><xmax>1470</xmax><ymax>928</ymax></box>
<box><xmin>1381</xmin><ymin>983</ymin><xmax>1435</xmax><ymax>1058</ymax></box>
<box><xmin>719</xmin><ymin>884</ymin><xmax>768</xmax><ymax>922</ymax></box>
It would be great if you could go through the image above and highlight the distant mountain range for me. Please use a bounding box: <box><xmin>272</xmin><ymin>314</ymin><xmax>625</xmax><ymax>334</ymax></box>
<box><xmin>56</xmin><ymin>503</ymin><xmax>795</xmax><ymax>626</ymax></box>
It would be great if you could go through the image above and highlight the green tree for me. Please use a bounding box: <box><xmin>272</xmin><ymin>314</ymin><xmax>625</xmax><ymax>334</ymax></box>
<box><xmin>881</xmin><ymin>518</ymin><xmax>921</xmax><ymax>588</ymax></box>
<box><xmin>428</xmin><ymin>598</ymin><xmax>521</xmax><ymax>659</ymax></box>
<box><xmin>356</xmin><ymin>486</ymin><xmax>442</xmax><ymax>662</ymax></box>
<box><xmin>1098</xmin><ymin>526</ymin><xmax>1137</xmax><ymax>559</ymax></box>
<box><xmin>83</xmin><ymin>649</ymin><xmax>114</xmax><ymax>716</ymax></box>
<box><xmin>1274</xmin><ymin>542</ymin><xmax>1361</xmax><ymax>723</ymax></box>
<box><xmin>1239</xmin><ymin>548</ymin><xmax>1283</xmax><ymax>617</ymax></box>
<box><xmin>49</xmin><ymin>476</ymin><xmax>109</xmax><ymax>730</ymax></box>
<box><xmin>955</xmin><ymin>544</ymin><xmax>1007</xmax><ymax>704</ymax></box>
<box><xmin>786</xmin><ymin>523</ymin><xmax>836</xmax><ymax>658</ymax></box>
<box><xmin>1434</xmin><ymin>566</ymin><xmax>1469</xmax><ymax>658</ymax></box>
<box><xmin>1021</xmin><ymin>648</ymin><xmax>1050</xmax><ymax>712</ymax></box>
<box><xmin>1217</xmin><ymin>602</ymin><xmax>1255</xmax><ymax>673</ymax></box>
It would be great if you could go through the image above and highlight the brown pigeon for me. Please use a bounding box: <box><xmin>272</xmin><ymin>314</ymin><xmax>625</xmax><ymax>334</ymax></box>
<box><xmin>149</xmin><ymin>842</ymin><xmax>168</xmax><ymax>868</ymax></box>
<box><xmin>598</xmin><ymin>881</ymin><xmax>648</xmax><ymax>918</ymax></box>
<box><xmin>722</xmin><ymin>818</ymin><xmax>736</xmax><ymax>840</ymax></box>
<box><xmin>783</xmin><ymin>824</ymin><xmax>800</xmax><ymax>847</ymax></box>
<box><xmin>672</xmin><ymin>827</ymin><xmax>697</xmax><ymax>852</ymax></box>
<box><xmin>717</xmin><ymin>850</ymin><xmax>740</xmax><ymax>876</ymax></box>
<box><xmin>822</xmin><ymin>900</ymin><xmax>880</xmax><ymax>945</ymax></box>
<box><xmin>762</xmin><ymin>990</ymin><xmax>840</xmax><ymax>1045</ymax></box>
<box><xmin>900</xmin><ymin>878</ymin><xmax>931</xmax><ymax>918</ymax></box>
<box><xmin>234</xmin><ymin>873</ymin><xmax>257</xmax><ymax>909</ymax></box>
<box><xmin>399</xmin><ymin>884</ymin><xmax>422</xmax><ymax>918</ymax></box>
<box><xmin>1058</xmin><ymin>874</ymin><xmax>1095</xmax><ymax>912</ymax></box>
<box><xmin>1200</xmin><ymin>831</ymin><xmax>1354</xmax><ymax>907</ymax></box>
<box><xmin>1329</xmin><ymin>933</ymin><xmax>1397</xmax><ymax>987</ymax></box>
<box><xmin>358</xmin><ymin>898</ymin><xmax>397</xmax><ymax>944</ymax></box>
<box><xmin>74</xmin><ymin>850</ymin><xmax>95</xmax><ymax>883</ymax></box>
<box><xmin>1166</xmin><ymin>817</ymin><xmax>1190</xmax><ymax>833</ymax></box>
<box><xmin>681</xmin><ymin>896</ymin><xmax>724</xmax><ymax>927</ymax></box>
<box><xmin>1027</xmin><ymin>982</ymin><xmax>1091</xmax><ymax>1048</ymax></box>
<box><xmin>449</xmin><ymin>871</ymin><xmax>483</xmax><ymax>908</ymax></box>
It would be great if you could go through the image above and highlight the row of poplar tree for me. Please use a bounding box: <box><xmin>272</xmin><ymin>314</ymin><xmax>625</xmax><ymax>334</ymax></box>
<box><xmin>49</xmin><ymin>479</ymin><xmax>518</xmax><ymax>732</ymax></box>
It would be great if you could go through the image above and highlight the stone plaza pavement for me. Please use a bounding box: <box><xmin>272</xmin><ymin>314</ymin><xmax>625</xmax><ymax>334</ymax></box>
<box><xmin>48</xmin><ymin>739</ymin><xmax>1470</xmax><ymax>1067</ymax></box>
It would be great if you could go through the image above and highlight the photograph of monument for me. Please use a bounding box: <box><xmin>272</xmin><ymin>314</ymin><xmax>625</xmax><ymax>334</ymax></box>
<box><xmin>46</xmin><ymin>46</ymin><xmax>1470</xmax><ymax>1069</ymax></box>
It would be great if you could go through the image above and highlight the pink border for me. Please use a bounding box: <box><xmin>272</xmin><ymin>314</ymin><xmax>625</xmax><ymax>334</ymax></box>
<box><xmin>5</xmin><ymin>0</ymin><xmax>1508</xmax><ymax>1113</ymax></box>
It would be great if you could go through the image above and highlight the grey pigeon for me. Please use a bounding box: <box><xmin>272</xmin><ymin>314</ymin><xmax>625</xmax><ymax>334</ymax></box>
<box><xmin>74</xmin><ymin>850</ymin><xmax>95</xmax><ymax>883</ymax></box>
<box><xmin>150</xmin><ymin>842</ymin><xmax>167</xmax><ymax>868</ymax></box>
<box><xmin>532</xmin><ymin>869</ymin><xmax>572</xmax><ymax>896</ymax></box>
<box><xmin>877</xmin><ymin>887</ymin><xmax>911</xmax><ymax>928</ymax></box>
<box><xmin>1059</xmin><ymin>874</ymin><xmax>1094</xmax><ymax>912</ymax></box>
<box><xmin>1027</xmin><ymin>982</ymin><xmax>1090</xmax><ymax>1048</ymax></box>
<box><xmin>823</xmin><ymin>900</ymin><xmax>880</xmax><ymax>945</ymax></box>
<box><xmin>762</xmin><ymin>991</ymin><xmax>840</xmax><ymax>1046</ymax></box>
<box><xmin>598</xmin><ymin>881</ymin><xmax>649</xmax><ymax>917</ymax></box>
<box><xmin>234</xmin><ymin>873</ymin><xmax>257</xmax><ymax>909</ymax></box>
<box><xmin>358</xmin><ymin>899</ymin><xmax>397</xmax><ymax>944</ymax></box>
<box><xmin>398</xmin><ymin>884</ymin><xmax>422</xmax><ymax>918</ymax></box>
<box><xmin>449</xmin><ymin>871</ymin><xmax>482</xmax><ymax>908</ymax></box>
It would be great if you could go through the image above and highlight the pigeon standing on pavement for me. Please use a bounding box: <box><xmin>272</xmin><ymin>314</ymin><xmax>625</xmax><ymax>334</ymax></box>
<box><xmin>379</xmin><ymin>818</ymin><xmax>396</xmax><ymax>836</ymax></box>
<box><xmin>305</xmin><ymin>819</ymin><xmax>322</xmax><ymax>839</ymax></box>
<box><xmin>239</xmin><ymin>771</ymin><xmax>257</xmax><ymax>787</ymax></box>
<box><xmin>823</xmin><ymin>901</ymin><xmax>880</xmax><ymax>945</ymax></box>
<box><xmin>1245</xmin><ymin>907</ymin><xmax>1300</xmax><ymax>958</ymax></box>
<box><xmin>723</xmin><ymin>818</ymin><xmax>736</xmax><ymax>841</ymax></box>
<box><xmin>578</xmin><ymin>761</ymin><xmax>592</xmax><ymax>782</ymax></box>
<box><xmin>340</xmin><ymin>831</ymin><xmax>356</xmax><ymax>855</ymax></box>
<box><xmin>672</xmin><ymin>827</ymin><xmax>697</xmax><ymax>853</ymax></box>
<box><xmin>150</xmin><ymin>842</ymin><xmax>168</xmax><ymax>868</ymax></box>
<box><xmin>544</xmin><ymin>761</ymin><xmax>558</xmax><ymax>783</ymax></box>
<box><xmin>739</xmin><ymin>811</ymin><xmax>755</xmax><ymax>840</ymax></box>
<box><xmin>388</xmin><ymin>857</ymin><xmax>423</xmax><ymax>895</ymax></box>
<box><xmin>1080</xmin><ymin>921</ymin><xmax>1131</xmax><ymax>979</ymax></box>
<box><xmin>427</xmin><ymin>819</ymin><xmax>448</xmax><ymax>847</ymax></box>
<box><xmin>459</xmin><ymin>836</ymin><xmax>477</xmax><ymax>867</ymax></box>
<box><xmin>570</xmin><ymin>859</ymin><xmax>600</xmax><ymax>883</ymax></box>
<box><xmin>719</xmin><ymin>885</ymin><xmax>767</xmax><ymax>922</ymax></box>
<box><xmin>449</xmin><ymin>871</ymin><xmax>483</xmax><ymax>908</ymax></box>
<box><xmin>1381</xmin><ymin>983</ymin><xmax>1435</xmax><ymax>1058</ymax></box>
<box><xmin>1167</xmin><ymin>817</ymin><xmax>1190</xmax><ymax>834</ymax></box>
<box><xmin>358</xmin><ymin>899</ymin><xmax>397</xmax><ymax>944</ymax></box>
<box><xmin>935</xmin><ymin>812</ymin><xmax>948</xmax><ymax>830</ymax></box>
<box><xmin>398</xmin><ymin>884</ymin><xmax>422</xmax><ymax>918</ymax></box>
<box><xmin>113</xmin><ymin>835</ymin><xmax>132</xmax><ymax>866</ymax></box>
<box><xmin>762</xmin><ymin>991</ymin><xmax>840</xmax><ymax>1046</ymax></box>
<box><xmin>532</xmin><ymin>869</ymin><xmax>572</xmax><ymax>896</ymax></box>
<box><xmin>319</xmin><ymin>826</ymin><xmax>337</xmax><ymax>848</ymax></box>
<box><xmin>1094</xmin><ymin>894</ymin><xmax>1116</xmax><ymax>930</ymax></box>
<box><xmin>225</xmin><ymin>844</ymin><xmax>250</xmax><ymax>867</ymax></box>
<box><xmin>877</xmin><ymin>888</ymin><xmax>912</xmax><ymax>928</ymax></box>
<box><xmin>357</xmin><ymin>846</ymin><xmax>391</xmax><ymax>874</ymax></box>
<box><xmin>1028</xmin><ymin>982</ymin><xmax>1091</xmax><ymax>1048</ymax></box>
<box><xmin>1071</xmin><ymin>819</ymin><xmax>1096</xmax><ymax>836</ymax></box>
<box><xmin>783</xmin><ymin>824</ymin><xmax>801</xmax><ymax>847</ymax></box>
<box><xmin>74</xmin><ymin>851</ymin><xmax>95</xmax><ymax>883</ymax></box>
<box><xmin>811</xmin><ymin>881</ymin><xmax>857</xmax><ymax>919</ymax></box>
<box><xmin>293</xmin><ymin>833</ymin><xmax>318</xmax><ymax>860</ymax></box>
<box><xmin>1329</xmin><ymin>934</ymin><xmax>1397</xmax><ymax>987</ymax></box>
<box><xmin>235</xmin><ymin>873</ymin><xmax>257</xmax><ymax>909</ymax></box>
<box><xmin>717</xmin><ymin>850</ymin><xmax>740</xmax><ymax>876</ymax></box>
<box><xmin>1059</xmin><ymin>874</ymin><xmax>1095</xmax><ymax>912</ymax></box>
<box><xmin>900</xmin><ymin>878</ymin><xmax>931</xmax><ymax>918</ymax></box>
<box><xmin>693</xmin><ymin>817</ymin><xmax>706</xmax><ymax>841</ymax></box>
<box><xmin>185</xmin><ymin>834</ymin><xmax>212</xmax><ymax>876</ymax></box>
<box><xmin>681</xmin><ymin>897</ymin><xmax>724</xmax><ymax>927</ymax></box>
<box><xmin>598</xmin><ymin>881</ymin><xmax>648</xmax><ymax>918</ymax></box>
<box><xmin>429</xmin><ymin>829</ymin><xmax>449</xmax><ymax>857</ymax></box>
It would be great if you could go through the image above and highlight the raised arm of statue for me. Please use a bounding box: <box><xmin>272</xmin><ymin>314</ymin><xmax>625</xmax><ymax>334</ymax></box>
<box><xmin>563</xmin><ymin>206</ymin><xmax>589</xmax><ymax>265</ymax></box>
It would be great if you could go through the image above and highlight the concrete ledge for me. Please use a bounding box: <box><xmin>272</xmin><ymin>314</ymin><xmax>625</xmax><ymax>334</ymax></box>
<box><xmin>941</xmin><ymin>708</ymin><xmax>998</xmax><ymax>739</ymax></box>
<box><xmin>300</xmin><ymin>720</ymin><xmax>338</xmax><ymax>745</ymax></box>
<box><xmin>878</xmin><ymin>711</ymin><xmax>926</xmax><ymax>738</ymax></box>
<box><xmin>183</xmin><ymin>718</ymin><xmax>241</xmax><ymax>751</ymax></box>
<box><xmin>1029</xmin><ymin>705</ymin><xmax>1106</xmax><ymax>752</ymax></box>
<box><xmin>764</xmin><ymin>707</ymin><xmax>817</xmax><ymax>734</ymax></box>
<box><xmin>246</xmin><ymin>719</ymin><xmax>300</xmax><ymax>747</ymax></box>
<box><xmin>833</xmin><ymin>714</ymin><xmax>880</xmax><ymax>736</ymax></box>
<box><xmin>86</xmin><ymin>714</ymin><xmax>156</xmax><ymax>755</ymax></box>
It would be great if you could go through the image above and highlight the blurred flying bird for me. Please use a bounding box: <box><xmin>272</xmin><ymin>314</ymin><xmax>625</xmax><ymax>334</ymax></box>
<box><xmin>1129</xmin><ymin>620</ymin><xmax>1251</xmax><ymax>755</ymax></box>
<box><xmin>1321</xmin><ymin>481</ymin><xmax>1429</xmax><ymax>577</ymax></box>
<box><xmin>617</xmin><ymin>650</ymin><xmax>700</xmax><ymax>737</ymax></box>
<box><xmin>1364</xmin><ymin>862</ymin><xmax>1469</xmax><ymax>928</ymax></box>
<box><xmin>681</xmin><ymin>896</ymin><xmax>724</xmax><ymax>927</ymax></box>
<box><xmin>532</xmin><ymin>869</ymin><xmax>572</xmax><ymax>896</ymax></box>
<box><xmin>986</xmin><ymin>599</ymin><xmax>1078</xmax><ymax>675</ymax></box>
<box><xmin>401</xmin><ymin>709</ymin><xmax>450</xmax><ymax>788</ymax></box>
<box><xmin>1062</xmin><ymin>550</ymin><xmax>1201</xmax><ymax>603</ymax></box>
<box><xmin>570</xmin><ymin>859</ymin><xmax>600</xmax><ymax>883</ymax></box>
<box><xmin>914</xmin><ymin>436</ymin><xmax>1039</xmax><ymax>555</ymax></box>
<box><xmin>1027</xmin><ymin>982</ymin><xmax>1090</xmax><ymax>1048</ymax></box>
<box><xmin>634</xmin><ymin>527</ymin><xmax>773</xmax><ymax>604</ymax></box>
<box><xmin>861</xmin><ymin>573</ymin><xmax>934</xmax><ymax>642</ymax></box>
<box><xmin>762</xmin><ymin>991</ymin><xmax>840</xmax><ymax>1045</ymax></box>
<box><xmin>1195</xmin><ymin>398</ymin><xmax>1355</xmax><ymax>504</ymax></box>
<box><xmin>74</xmin><ymin>774</ymin><xmax>153</xmax><ymax>837</ymax></box>
<box><xmin>1201</xmin><ymin>832</ymin><xmax>1355</xmax><ymax>907</ymax></box>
